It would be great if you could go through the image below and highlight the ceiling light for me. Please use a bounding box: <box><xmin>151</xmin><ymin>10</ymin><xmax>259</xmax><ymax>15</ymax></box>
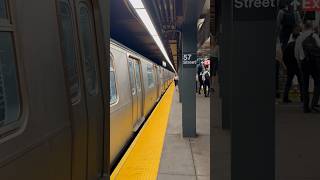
<box><xmin>136</xmin><ymin>9</ymin><xmax>158</xmax><ymax>36</ymax></box>
<box><xmin>128</xmin><ymin>0</ymin><xmax>176</xmax><ymax>72</ymax></box>
<box><xmin>152</xmin><ymin>35</ymin><xmax>170</xmax><ymax>61</ymax></box>
<box><xmin>128</xmin><ymin>0</ymin><xmax>144</xmax><ymax>9</ymax></box>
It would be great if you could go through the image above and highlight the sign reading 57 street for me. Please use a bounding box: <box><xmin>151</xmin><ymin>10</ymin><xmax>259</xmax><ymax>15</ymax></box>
<box><xmin>183</xmin><ymin>53</ymin><xmax>196</xmax><ymax>66</ymax></box>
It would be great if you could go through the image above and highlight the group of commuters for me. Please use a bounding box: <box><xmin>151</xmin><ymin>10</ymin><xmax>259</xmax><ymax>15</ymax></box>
<box><xmin>196</xmin><ymin>62</ymin><xmax>211</xmax><ymax>97</ymax></box>
<box><xmin>277</xmin><ymin>2</ymin><xmax>320</xmax><ymax>113</ymax></box>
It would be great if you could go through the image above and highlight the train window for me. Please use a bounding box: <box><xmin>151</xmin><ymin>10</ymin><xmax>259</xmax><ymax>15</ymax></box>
<box><xmin>0</xmin><ymin>32</ymin><xmax>21</xmax><ymax>128</ymax></box>
<box><xmin>57</xmin><ymin>0</ymin><xmax>81</xmax><ymax>104</ymax></box>
<box><xmin>128</xmin><ymin>60</ymin><xmax>136</xmax><ymax>95</ymax></box>
<box><xmin>110</xmin><ymin>55</ymin><xmax>118</xmax><ymax>104</ymax></box>
<box><xmin>134</xmin><ymin>62</ymin><xmax>141</xmax><ymax>92</ymax></box>
<box><xmin>147</xmin><ymin>65</ymin><xmax>154</xmax><ymax>88</ymax></box>
<box><xmin>0</xmin><ymin>0</ymin><xmax>8</xmax><ymax>19</ymax></box>
<box><xmin>79</xmin><ymin>2</ymin><xmax>98</xmax><ymax>96</ymax></box>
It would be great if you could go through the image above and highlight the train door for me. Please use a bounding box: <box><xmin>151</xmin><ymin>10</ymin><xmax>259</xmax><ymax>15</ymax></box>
<box><xmin>133</xmin><ymin>59</ymin><xmax>144</xmax><ymax>129</ymax></box>
<box><xmin>56</xmin><ymin>1</ymin><xmax>89</xmax><ymax>180</ymax></box>
<box><xmin>75</xmin><ymin>0</ymin><xmax>104</xmax><ymax>179</ymax></box>
<box><xmin>128</xmin><ymin>58</ymin><xmax>139</xmax><ymax>129</ymax></box>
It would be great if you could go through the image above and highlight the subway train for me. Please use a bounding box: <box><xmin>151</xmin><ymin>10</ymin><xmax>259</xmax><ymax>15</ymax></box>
<box><xmin>110</xmin><ymin>40</ymin><xmax>174</xmax><ymax>166</ymax></box>
<box><xmin>0</xmin><ymin>0</ymin><xmax>173</xmax><ymax>179</ymax></box>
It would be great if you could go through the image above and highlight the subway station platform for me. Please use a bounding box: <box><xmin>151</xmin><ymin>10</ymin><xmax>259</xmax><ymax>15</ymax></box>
<box><xmin>209</xmin><ymin>80</ymin><xmax>320</xmax><ymax>180</ymax></box>
<box><xmin>111</xmin><ymin>84</ymin><xmax>175</xmax><ymax>180</ymax></box>
<box><xmin>110</xmin><ymin>84</ymin><xmax>211</xmax><ymax>180</ymax></box>
<box><xmin>157</xmin><ymin>87</ymin><xmax>210</xmax><ymax>180</ymax></box>
<box><xmin>209</xmin><ymin>101</ymin><xmax>320</xmax><ymax>180</ymax></box>
<box><xmin>276</xmin><ymin>102</ymin><xmax>320</xmax><ymax>180</ymax></box>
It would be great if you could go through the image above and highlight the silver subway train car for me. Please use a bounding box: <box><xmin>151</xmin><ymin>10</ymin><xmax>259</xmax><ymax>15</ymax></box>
<box><xmin>110</xmin><ymin>40</ymin><xmax>174</xmax><ymax>165</ymax></box>
<box><xmin>0</xmin><ymin>0</ymin><xmax>172</xmax><ymax>178</ymax></box>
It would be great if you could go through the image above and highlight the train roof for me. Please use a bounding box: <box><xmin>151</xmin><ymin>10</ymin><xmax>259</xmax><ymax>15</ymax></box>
<box><xmin>110</xmin><ymin>39</ymin><xmax>170</xmax><ymax>71</ymax></box>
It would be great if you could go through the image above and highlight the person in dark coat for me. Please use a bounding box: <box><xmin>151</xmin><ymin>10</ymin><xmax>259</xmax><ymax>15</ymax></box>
<box><xmin>283</xmin><ymin>30</ymin><xmax>303</xmax><ymax>103</ymax></box>
<box><xmin>197</xmin><ymin>63</ymin><xmax>204</xmax><ymax>94</ymax></box>
<box><xmin>295</xmin><ymin>20</ymin><xmax>320</xmax><ymax>113</ymax></box>
<box><xmin>277</xmin><ymin>1</ymin><xmax>301</xmax><ymax>51</ymax></box>
<box><xmin>202</xmin><ymin>65</ymin><xmax>211</xmax><ymax>97</ymax></box>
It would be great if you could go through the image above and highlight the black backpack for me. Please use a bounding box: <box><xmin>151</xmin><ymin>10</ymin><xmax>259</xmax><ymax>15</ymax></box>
<box><xmin>204</xmin><ymin>71</ymin><xmax>210</xmax><ymax>80</ymax></box>
<box><xmin>302</xmin><ymin>33</ymin><xmax>320</xmax><ymax>60</ymax></box>
<box><xmin>197</xmin><ymin>65</ymin><xmax>203</xmax><ymax>74</ymax></box>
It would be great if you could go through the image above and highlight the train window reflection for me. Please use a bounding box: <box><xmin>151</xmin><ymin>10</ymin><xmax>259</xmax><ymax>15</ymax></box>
<box><xmin>128</xmin><ymin>60</ymin><xmax>136</xmax><ymax>95</ymax></box>
<box><xmin>57</xmin><ymin>0</ymin><xmax>81</xmax><ymax>104</ymax></box>
<box><xmin>0</xmin><ymin>32</ymin><xmax>21</xmax><ymax>128</ymax></box>
<box><xmin>147</xmin><ymin>65</ymin><xmax>154</xmax><ymax>88</ymax></box>
<box><xmin>0</xmin><ymin>0</ymin><xmax>8</xmax><ymax>19</ymax></box>
<box><xmin>79</xmin><ymin>3</ymin><xmax>98</xmax><ymax>96</ymax></box>
<box><xmin>110</xmin><ymin>56</ymin><xmax>118</xmax><ymax>104</ymax></box>
<box><xmin>135</xmin><ymin>62</ymin><xmax>141</xmax><ymax>92</ymax></box>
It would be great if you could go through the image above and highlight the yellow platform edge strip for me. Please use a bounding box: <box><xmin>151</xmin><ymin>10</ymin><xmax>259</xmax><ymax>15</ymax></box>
<box><xmin>111</xmin><ymin>83</ymin><xmax>175</xmax><ymax>180</ymax></box>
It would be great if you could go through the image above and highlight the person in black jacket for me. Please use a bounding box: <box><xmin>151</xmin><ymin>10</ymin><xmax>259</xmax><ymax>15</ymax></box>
<box><xmin>283</xmin><ymin>30</ymin><xmax>303</xmax><ymax>103</ymax></box>
<box><xmin>203</xmin><ymin>65</ymin><xmax>211</xmax><ymax>97</ymax></box>
<box><xmin>295</xmin><ymin>20</ymin><xmax>320</xmax><ymax>113</ymax></box>
<box><xmin>277</xmin><ymin>1</ymin><xmax>301</xmax><ymax>51</ymax></box>
<box><xmin>197</xmin><ymin>63</ymin><xmax>204</xmax><ymax>94</ymax></box>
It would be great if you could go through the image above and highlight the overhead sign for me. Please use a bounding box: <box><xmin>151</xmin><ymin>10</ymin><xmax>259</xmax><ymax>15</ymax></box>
<box><xmin>233</xmin><ymin>0</ymin><xmax>277</xmax><ymax>21</ymax></box>
<box><xmin>303</xmin><ymin>0</ymin><xmax>320</xmax><ymax>11</ymax></box>
<box><xmin>182</xmin><ymin>53</ymin><xmax>196</xmax><ymax>67</ymax></box>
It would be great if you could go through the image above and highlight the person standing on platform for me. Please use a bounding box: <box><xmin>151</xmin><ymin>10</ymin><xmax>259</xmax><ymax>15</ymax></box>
<box><xmin>174</xmin><ymin>74</ymin><xmax>179</xmax><ymax>91</ymax></box>
<box><xmin>275</xmin><ymin>38</ymin><xmax>285</xmax><ymax>99</ymax></box>
<box><xmin>196</xmin><ymin>73</ymin><xmax>199</xmax><ymax>93</ymax></box>
<box><xmin>202</xmin><ymin>66</ymin><xmax>211</xmax><ymax>97</ymax></box>
<box><xmin>277</xmin><ymin>1</ymin><xmax>301</xmax><ymax>51</ymax></box>
<box><xmin>197</xmin><ymin>63</ymin><xmax>204</xmax><ymax>94</ymax></box>
<box><xmin>314</xmin><ymin>23</ymin><xmax>320</xmax><ymax>107</ymax></box>
<box><xmin>283</xmin><ymin>28</ymin><xmax>303</xmax><ymax>103</ymax></box>
<box><xmin>295</xmin><ymin>20</ymin><xmax>320</xmax><ymax>113</ymax></box>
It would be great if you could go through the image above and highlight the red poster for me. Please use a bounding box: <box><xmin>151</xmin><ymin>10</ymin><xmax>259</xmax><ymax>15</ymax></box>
<box><xmin>303</xmin><ymin>0</ymin><xmax>320</xmax><ymax>11</ymax></box>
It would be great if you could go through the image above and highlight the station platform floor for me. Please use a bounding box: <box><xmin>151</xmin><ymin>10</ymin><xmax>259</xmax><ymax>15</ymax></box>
<box><xmin>210</xmin><ymin>102</ymin><xmax>320</xmax><ymax>180</ymax></box>
<box><xmin>110</xmin><ymin>83</ymin><xmax>210</xmax><ymax>180</ymax></box>
<box><xmin>276</xmin><ymin>102</ymin><xmax>320</xmax><ymax>180</ymax></box>
<box><xmin>209</xmin><ymin>77</ymin><xmax>320</xmax><ymax>180</ymax></box>
<box><xmin>111</xmin><ymin>83</ymin><xmax>175</xmax><ymax>180</ymax></box>
<box><xmin>157</xmin><ymin>87</ymin><xmax>210</xmax><ymax>180</ymax></box>
<box><xmin>110</xmin><ymin>80</ymin><xmax>320</xmax><ymax>180</ymax></box>
<box><xmin>210</xmin><ymin>92</ymin><xmax>320</xmax><ymax>180</ymax></box>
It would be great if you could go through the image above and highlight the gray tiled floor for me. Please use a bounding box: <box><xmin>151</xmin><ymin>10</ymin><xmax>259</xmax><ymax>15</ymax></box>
<box><xmin>210</xmin><ymin>99</ymin><xmax>320</xmax><ymax>180</ymax></box>
<box><xmin>158</xmin><ymin>83</ymin><xmax>320</xmax><ymax>180</ymax></box>
<box><xmin>210</xmin><ymin>76</ymin><xmax>320</xmax><ymax>180</ymax></box>
<box><xmin>276</xmin><ymin>102</ymin><xmax>320</xmax><ymax>180</ymax></box>
<box><xmin>158</xmin><ymin>87</ymin><xmax>210</xmax><ymax>180</ymax></box>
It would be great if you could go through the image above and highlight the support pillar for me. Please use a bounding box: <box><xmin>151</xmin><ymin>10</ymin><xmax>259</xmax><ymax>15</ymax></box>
<box><xmin>230</xmin><ymin>2</ymin><xmax>277</xmax><ymax>180</ymax></box>
<box><xmin>220</xmin><ymin>0</ymin><xmax>232</xmax><ymax>130</ymax></box>
<box><xmin>181</xmin><ymin>23</ymin><xmax>197</xmax><ymax>137</ymax></box>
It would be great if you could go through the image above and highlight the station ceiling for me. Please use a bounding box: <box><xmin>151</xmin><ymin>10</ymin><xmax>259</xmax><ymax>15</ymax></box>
<box><xmin>110</xmin><ymin>0</ymin><xmax>208</xmax><ymax>72</ymax></box>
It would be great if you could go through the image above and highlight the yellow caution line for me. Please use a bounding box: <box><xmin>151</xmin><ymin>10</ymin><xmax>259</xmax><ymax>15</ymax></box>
<box><xmin>111</xmin><ymin>83</ymin><xmax>175</xmax><ymax>180</ymax></box>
